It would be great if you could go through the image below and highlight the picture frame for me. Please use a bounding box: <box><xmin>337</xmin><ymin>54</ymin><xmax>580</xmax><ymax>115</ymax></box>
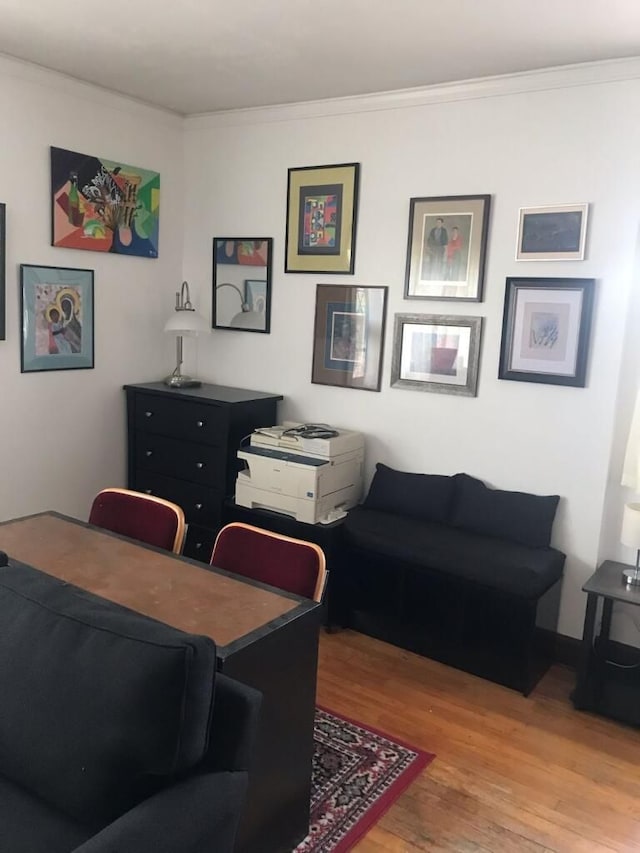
<box><xmin>285</xmin><ymin>163</ymin><xmax>359</xmax><ymax>274</ymax></box>
<box><xmin>212</xmin><ymin>238</ymin><xmax>272</xmax><ymax>333</ymax></box>
<box><xmin>516</xmin><ymin>203</ymin><xmax>588</xmax><ymax>260</ymax></box>
<box><xmin>498</xmin><ymin>277</ymin><xmax>595</xmax><ymax>387</ymax></box>
<box><xmin>50</xmin><ymin>146</ymin><xmax>160</xmax><ymax>258</ymax></box>
<box><xmin>20</xmin><ymin>264</ymin><xmax>94</xmax><ymax>373</ymax></box>
<box><xmin>0</xmin><ymin>202</ymin><xmax>5</xmax><ymax>341</ymax></box>
<box><xmin>404</xmin><ymin>194</ymin><xmax>491</xmax><ymax>301</ymax></box>
<box><xmin>391</xmin><ymin>313</ymin><xmax>483</xmax><ymax>396</ymax></box>
<box><xmin>311</xmin><ymin>284</ymin><xmax>387</xmax><ymax>392</ymax></box>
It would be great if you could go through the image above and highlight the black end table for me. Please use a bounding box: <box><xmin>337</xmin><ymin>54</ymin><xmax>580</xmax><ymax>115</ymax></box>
<box><xmin>573</xmin><ymin>560</ymin><xmax>640</xmax><ymax>724</ymax></box>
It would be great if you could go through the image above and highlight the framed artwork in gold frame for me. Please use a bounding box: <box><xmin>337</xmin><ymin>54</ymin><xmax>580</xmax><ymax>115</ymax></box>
<box><xmin>285</xmin><ymin>163</ymin><xmax>359</xmax><ymax>274</ymax></box>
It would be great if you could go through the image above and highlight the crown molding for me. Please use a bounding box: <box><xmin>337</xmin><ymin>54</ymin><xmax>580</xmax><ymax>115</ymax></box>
<box><xmin>185</xmin><ymin>56</ymin><xmax>640</xmax><ymax>131</ymax></box>
<box><xmin>0</xmin><ymin>52</ymin><xmax>183</xmax><ymax>128</ymax></box>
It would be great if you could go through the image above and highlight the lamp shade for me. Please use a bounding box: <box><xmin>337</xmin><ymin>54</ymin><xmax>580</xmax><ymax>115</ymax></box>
<box><xmin>164</xmin><ymin>309</ymin><xmax>209</xmax><ymax>336</ymax></box>
<box><xmin>621</xmin><ymin>502</ymin><xmax>640</xmax><ymax>549</ymax></box>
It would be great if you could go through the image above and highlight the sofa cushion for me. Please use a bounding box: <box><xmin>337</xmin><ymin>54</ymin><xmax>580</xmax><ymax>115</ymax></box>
<box><xmin>452</xmin><ymin>473</ymin><xmax>560</xmax><ymax>548</ymax></box>
<box><xmin>344</xmin><ymin>507</ymin><xmax>565</xmax><ymax>598</ymax></box>
<box><xmin>363</xmin><ymin>463</ymin><xmax>455</xmax><ymax>524</ymax></box>
<box><xmin>0</xmin><ymin>562</ymin><xmax>218</xmax><ymax>827</ymax></box>
<box><xmin>0</xmin><ymin>773</ymin><xmax>89</xmax><ymax>853</ymax></box>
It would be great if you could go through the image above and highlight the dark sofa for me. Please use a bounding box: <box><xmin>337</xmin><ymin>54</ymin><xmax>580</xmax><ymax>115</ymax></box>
<box><xmin>333</xmin><ymin>464</ymin><xmax>566</xmax><ymax>694</ymax></box>
<box><xmin>0</xmin><ymin>559</ymin><xmax>261</xmax><ymax>853</ymax></box>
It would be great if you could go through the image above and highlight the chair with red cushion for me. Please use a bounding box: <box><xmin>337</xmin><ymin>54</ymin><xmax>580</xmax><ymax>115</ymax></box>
<box><xmin>210</xmin><ymin>522</ymin><xmax>327</xmax><ymax>602</ymax></box>
<box><xmin>89</xmin><ymin>488</ymin><xmax>186</xmax><ymax>554</ymax></box>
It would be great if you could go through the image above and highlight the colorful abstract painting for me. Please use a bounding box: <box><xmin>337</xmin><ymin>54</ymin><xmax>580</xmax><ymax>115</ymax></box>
<box><xmin>50</xmin><ymin>147</ymin><xmax>160</xmax><ymax>258</ymax></box>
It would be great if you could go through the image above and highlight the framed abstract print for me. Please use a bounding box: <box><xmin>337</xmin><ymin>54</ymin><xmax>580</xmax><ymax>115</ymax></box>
<box><xmin>404</xmin><ymin>194</ymin><xmax>491</xmax><ymax>301</ymax></box>
<box><xmin>285</xmin><ymin>163</ymin><xmax>359</xmax><ymax>274</ymax></box>
<box><xmin>498</xmin><ymin>277</ymin><xmax>595</xmax><ymax>387</ymax></box>
<box><xmin>312</xmin><ymin>284</ymin><xmax>387</xmax><ymax>391</ymax></box>
<box><xmin>391</xmin><ymin>313</ymin><xmax>483</xmax><ymax>396</ymax></box>
<box><xmin>20</xmin><ymin>264</ymin><xmax>94</xmax><ymax>373</ymax></box>
<box><xmin>516</xmin><ymin>203</ymin><xmax>588</xmax><ymax>260</ymax></box>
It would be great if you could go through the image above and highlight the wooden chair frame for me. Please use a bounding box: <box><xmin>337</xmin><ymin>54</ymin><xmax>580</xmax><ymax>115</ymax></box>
<box><xmin>212</xmin><ymin>522</ymin><xmax>327</xmax><ymax>602</ymax></box>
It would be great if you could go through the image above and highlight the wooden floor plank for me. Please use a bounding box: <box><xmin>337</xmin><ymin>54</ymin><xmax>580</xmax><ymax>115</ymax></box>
<box><xmin>316</xmin><ymin>629</ymin><xmax>640</xmax><ymax>852</ymax></box>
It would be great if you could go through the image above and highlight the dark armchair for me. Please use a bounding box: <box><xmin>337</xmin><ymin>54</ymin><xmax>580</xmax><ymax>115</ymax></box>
<box><xmin>0</xmin><ymin>560</ymin><xmax>261</xmax><ymax>853</ymax></box>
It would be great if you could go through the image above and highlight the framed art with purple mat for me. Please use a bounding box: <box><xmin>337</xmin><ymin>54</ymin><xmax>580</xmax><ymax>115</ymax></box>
<box><xmin>295</xmin><ymin>707</ymin><xmax>434</xmax><ymax>853</ymax></box>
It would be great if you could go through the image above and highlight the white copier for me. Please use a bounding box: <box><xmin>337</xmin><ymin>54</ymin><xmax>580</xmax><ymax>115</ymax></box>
<box><xmin>235</xmin><ymin>422</ymin><xmax>364</xmax><ymax>524</ymax></box>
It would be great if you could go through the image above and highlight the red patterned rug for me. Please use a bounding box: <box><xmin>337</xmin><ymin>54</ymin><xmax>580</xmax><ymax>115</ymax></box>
<box><xmin>294</xmin><ymin>707</ymin><xmax>435</xmax><ymax>853</ymax></box>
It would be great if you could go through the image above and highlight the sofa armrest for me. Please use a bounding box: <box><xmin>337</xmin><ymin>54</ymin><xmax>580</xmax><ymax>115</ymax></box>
<box><xmin>205</xmin><ymin>672</ymin><xmax>262</xmax><ymax>772</ymax></box>
<box><xmin>71</xmin><ymin>770</ymin><xmax>248</xmax><ymax>853</ymax></box>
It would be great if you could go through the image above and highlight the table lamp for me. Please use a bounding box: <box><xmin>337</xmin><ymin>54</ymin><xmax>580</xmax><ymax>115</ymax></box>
<box><xmin>163</xmin><ymin>281</ymin><xmax>208</xmax><ymax>388</ymax></box>
<box><xmin>621</xmin><ymin>502</ymin><xmax>640</xmax><ymax>586</ymax></box>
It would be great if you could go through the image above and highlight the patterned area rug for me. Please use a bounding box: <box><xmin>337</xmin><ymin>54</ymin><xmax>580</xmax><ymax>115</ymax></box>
<box><xmin>294</xmin><ymin>707</ymin><xmax>435</xmax><ymax>853</ymax></box>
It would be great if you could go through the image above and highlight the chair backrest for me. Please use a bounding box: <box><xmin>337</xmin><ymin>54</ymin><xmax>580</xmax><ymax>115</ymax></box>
<box><xmin>211</xmin><ymin>522</ymin><xmax>327</xmax><ymax>602</ymax></box>
<box><xmin>89</xmin><ymin>488</ymin><xmax>186</xmax><ymax>554</ymax></box>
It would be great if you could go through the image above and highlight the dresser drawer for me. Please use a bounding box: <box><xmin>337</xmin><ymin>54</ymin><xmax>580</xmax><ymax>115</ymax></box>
<box><xmin>134</xmin><ymin>432</ymin><xmax>225</xmax><ymax>485</ymax></box>
<box><xmin>135</xmin><ymin>393</ymin><xmax>228</xmax><ymax>445</ymax></box>
<box><xmin>183</xmin><ymin>524</ymin><xmax>217</xmax><ymax>563</ymax></box>
<box><xmin>133</xmin><ymin>469</ymin><xmax>223</xmax><ymax>527</ymax></box>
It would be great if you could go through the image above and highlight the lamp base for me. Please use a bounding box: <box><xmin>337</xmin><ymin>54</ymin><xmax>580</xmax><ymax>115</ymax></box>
<box><xmin>622</xmin><ymin>568</ymin><xmax>640</xmax><ymax>586</ymax></box>
<box><xmin>163</xmin><ymin>374</ymin><xmax>201</xmax><ymax>389</ymax></box>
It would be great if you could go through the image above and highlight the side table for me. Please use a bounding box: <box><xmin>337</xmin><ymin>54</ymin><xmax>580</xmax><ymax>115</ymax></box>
<box><xmin>222</xmin><ymin>500</ymin><xmax>346</xmax><ymax>629</ymax></box>
<box><xmin>572</xmin><ymin>559</ymin><xmax>640</xmax><ymax>725</ymax></box>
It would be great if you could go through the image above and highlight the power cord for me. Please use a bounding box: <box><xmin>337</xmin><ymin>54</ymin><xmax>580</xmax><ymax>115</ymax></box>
<box><xmin>282</xmin><ymin>423</ymin><xmax>339</xmax><ymax>440</ymax></box>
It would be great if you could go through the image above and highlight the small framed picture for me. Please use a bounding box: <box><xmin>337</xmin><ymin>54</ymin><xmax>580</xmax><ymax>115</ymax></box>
<box><xmin>516</xmin><ymin>203</ymin><xmax>588</xmax><ymax>260</ymax></box>
<box><xmin>20</xmin><ymin>264</ymin><xmax>94</xmax><ymax>373</ymax></box>
<box><xmin>0</xmin><ymin>202</ymin><xmax>5</xmax><ymax>340</ymax></box>
<box><xmin>498</xmin><ymin>277</ymin><xmax>595</xmax><ymax>387</ymax></box>
<box><xmin>311</xmin><ymin>284</ymin><xmax>387</xmax><ymax>391</ymax></box>
<box><xmin>404</xmin><ymin>195</ymin><xmax>491</xmax><ymax>301</ymax></box>
<box><xmin>391</xmin><ymin>313</ymin><xmax>483</xmax><ymax>396</ymax></box>
<box><xmin>285</xmin><ymin>163</ymin><xmax>359</xmax><ymax>274</ymax></box>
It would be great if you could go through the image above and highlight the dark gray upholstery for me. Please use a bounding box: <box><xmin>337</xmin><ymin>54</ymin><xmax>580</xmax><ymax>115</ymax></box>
<box><xmin>344</xmin><ymin>506</ymin><xmax>564</xmax><ymax>598</ymax></box>
<box><xmin>0</xmin><ymin>560</ymin><xmax>261</xmax><ymax>853</ymax></box>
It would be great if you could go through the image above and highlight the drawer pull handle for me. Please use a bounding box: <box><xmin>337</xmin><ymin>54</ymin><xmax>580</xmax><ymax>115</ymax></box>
<box><xmin>145</xmin><ymin>489</ymin><xmax>153</xmax><ymax>495</ymax></box>
<box><xmin>196</xmin><ymin>462</ymin><xmax>204</xmax><ymax>469</ymax></box>
<box><xmin>196</xmin><ymin>420</ymin><xmax>205</xmax><ymax>428</ymax></box>
<box><xmin>195</xmin><ymin>542</ymin><xmax>203</xmax><ymax>549</ymax></box>
<box><xmin>195</xmin><ymin>503</ymin><xmax>203</xmax><ymax>510</ymax></box>
<box><xmin>145</xmin><ymin>411</ymin><xmax>153</xmax><ymax>418</ymax></box>
<box><xmin>145</xmin><ymin>450</ymin><xmax>153</xmax><ymax>457</ymax></box>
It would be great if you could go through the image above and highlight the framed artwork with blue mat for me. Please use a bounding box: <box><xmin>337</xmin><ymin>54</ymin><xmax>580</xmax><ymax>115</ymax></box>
<box><xmin>312</xmin><ymin>284</ymin><xmax>387</xmax><ymax>392</ymax></box>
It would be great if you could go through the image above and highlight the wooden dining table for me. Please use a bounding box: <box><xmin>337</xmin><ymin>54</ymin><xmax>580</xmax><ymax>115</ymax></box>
<box><xmin>0</xmin><ymin>511</ymin><xmax>322</xmax><ymax>853</ymax></box>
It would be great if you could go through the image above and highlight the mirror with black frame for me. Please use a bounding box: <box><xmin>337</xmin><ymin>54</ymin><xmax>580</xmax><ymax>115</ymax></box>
<box><xmin>212</xmin><ymin>238</ymin><xmax>272</xmax><ymax>333</ymax></box>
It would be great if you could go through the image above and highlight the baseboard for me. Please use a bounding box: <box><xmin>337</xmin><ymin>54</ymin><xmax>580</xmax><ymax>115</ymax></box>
<box><xmin>552</xmin><ymin>632</ymin><xmax>582</xmax><ymax>669</ymax></box>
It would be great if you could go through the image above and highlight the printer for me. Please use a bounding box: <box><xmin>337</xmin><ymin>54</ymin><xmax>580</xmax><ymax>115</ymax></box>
<box><xmin>235</xmin><ymin>422</ymin><xmax>364</xmax><ymax>524</ymax></box>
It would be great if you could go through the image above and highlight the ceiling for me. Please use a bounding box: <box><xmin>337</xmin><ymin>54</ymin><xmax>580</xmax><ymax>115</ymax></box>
<box><xmin>0</xmin><ymin>0</ymin><xmax>638</xmax><ymax>116</ymax></box>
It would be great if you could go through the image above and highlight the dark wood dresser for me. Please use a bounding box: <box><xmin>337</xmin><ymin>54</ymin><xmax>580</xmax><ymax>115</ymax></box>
<box><xmin>123</xmin><ymin>382</ymin><xmax>282</xmax><ymax>562</ymax></box>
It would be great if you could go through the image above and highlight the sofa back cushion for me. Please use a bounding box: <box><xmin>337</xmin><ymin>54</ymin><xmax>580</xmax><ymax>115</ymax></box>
<box><xmin>451</xmin><ymin>473</ymin><xmax>560</xmax><ymax>548</ymax></box>
<box><xmin>0</xmin><ymin>562</ymin><xmax>217</xmax><ymax>827</ymax></box>
<box><xmin>363</xmin><ymin>463</ymin><xmax>455</xmax><ymax>524</ymax></box>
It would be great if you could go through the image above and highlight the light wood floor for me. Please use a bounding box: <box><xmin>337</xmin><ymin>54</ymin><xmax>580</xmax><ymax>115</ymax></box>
<box><xmin>315</xmin><ymin>629</ymin><xmax>640</xmax><ymax>852</ymax></box>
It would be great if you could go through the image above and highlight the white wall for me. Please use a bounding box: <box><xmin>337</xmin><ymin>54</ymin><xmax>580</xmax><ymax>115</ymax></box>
<box><xmin>0</xmin><ymin>56</ymin><xmax>184</xmax><ymax>522</ymax></box>
<box><xmin>183</xmin><ymin>61</ymin><xmax>640</xmax><ymax>640</ymax></box>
